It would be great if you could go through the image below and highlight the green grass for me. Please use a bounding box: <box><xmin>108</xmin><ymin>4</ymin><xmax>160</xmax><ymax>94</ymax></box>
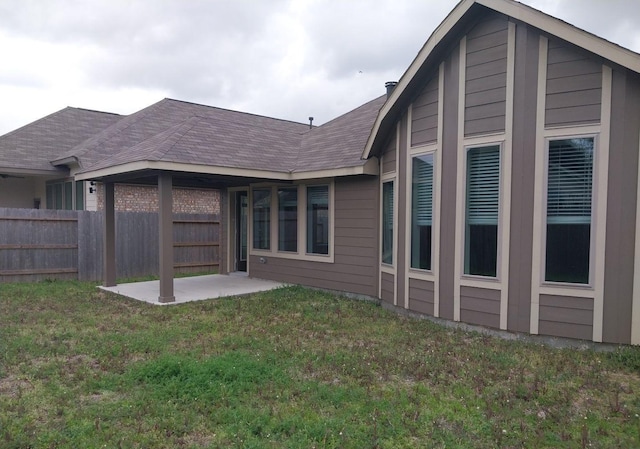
<box><xmin>1</xmin><ymin>281</ymin><xmax>640</xmax><ymax>448</ymax></box>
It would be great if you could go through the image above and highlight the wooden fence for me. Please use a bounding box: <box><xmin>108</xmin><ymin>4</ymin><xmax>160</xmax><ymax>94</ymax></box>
<box><xmin>0</xmin><ymin>208</ymin><xmax>220</xmax><ymax>283</ymax></box>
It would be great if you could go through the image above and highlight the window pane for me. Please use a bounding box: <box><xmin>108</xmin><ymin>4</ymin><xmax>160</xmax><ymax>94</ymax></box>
<box><xmin>307</xmin><ymin>185</ymin><xmax>329</xmax><ymax>255</ymax></box>
<box><xmin>278</xmin><ymin>187</ymin><xmax>297</xmax><ymax>252</ymax></box>
<box><xmin>465</xmin><ymin>145</ymin><xmax>500</xmax><ymax>277</ymax></box>
<box><xmin>54</xmin><ymin>183</ymin><xmax>63</xmax><ymax>210</ymax></box>
<box><xmin>545</xmin><ymin>138</ymin><xmax>594</xmax><ymax>283</ymax></box>
<box><xmin>382</xmin><ymin>181</ymin><xmax>394</xmax><ymax>265</ymax></box>
<box><xmin>411</xmin><ymin>154</ymin><xmax>433</xmax><ymax>270</ymax></box>
<box><xmin>64</xmin><ymin>182</ymin><xmax>73</xmax><ymax>210</ymax></box>
<box><xmin>75</xmin><ymin>181</ymin><xmax>84</xmax><ymax>210</ymax></box>
<box><xmin>252</xmin><ymin>189</ymin><xmax>271</xmax><ymax>250</ymax></box>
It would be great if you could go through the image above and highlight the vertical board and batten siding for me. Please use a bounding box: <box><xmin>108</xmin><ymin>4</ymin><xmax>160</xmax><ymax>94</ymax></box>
<box><xmin>411</xmin><ymin>77</ymin><xmax>439</xmax><ymax>146</ymax></box>
<box><xmin>408</xmin><ymin>278</ymin><xmax>434</xmax><ymax>315</ymax></box>
<box><xmin>249</xmin><ymin>176</ymin><xmax>379</xmax><ymax>297</ymax></box>
<box><xmin>464</xmin><ymin>15</ymin><xmax>508</xmax><ymax>136</ymax></box>
<box><xmin>538</xmin><ymin>295</ymin><xmax>594</xmax><ymax>340</ymax></box>
<box><xmin>602</xmin><ymin>69</ymin><xmax>640</xmax><ymax>343</ymax></box>
<box><xmin>460</xmin><ymin>286</ymin><xmax>501</xmax><ymax>329</ymax></box>
<box><xmin>545</xmin><ymin>40</ymin><xmax>602</xmax><ymax>127</ymax></box>
<box><xmin>0</xmin><ymin>208</ymin><xmax>220</xmax><ymax>282</ymax></box>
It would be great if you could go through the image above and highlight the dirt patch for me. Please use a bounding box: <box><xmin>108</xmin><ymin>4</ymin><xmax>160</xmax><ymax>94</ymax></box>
<box><xmin>0</xmin><ymin>374</ymin><xmax>32</xmax><ymax>398</ymax></box>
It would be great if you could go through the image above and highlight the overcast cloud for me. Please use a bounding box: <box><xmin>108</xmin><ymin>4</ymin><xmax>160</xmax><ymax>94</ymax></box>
<box><xmin>0</xmin><ymin>0</ymin><xmax>639</xmax><ymax>135</ymax></box>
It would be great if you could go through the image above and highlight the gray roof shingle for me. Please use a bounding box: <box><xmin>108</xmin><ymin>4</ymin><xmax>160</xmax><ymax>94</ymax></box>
<box><xmin>0</xmin><ymin>107</ymin><xmax>122</xmax><ymax>173</ymax></box>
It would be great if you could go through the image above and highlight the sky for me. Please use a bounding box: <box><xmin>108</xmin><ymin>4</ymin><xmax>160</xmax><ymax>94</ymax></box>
<box><xmin>0</xmin><ymin>0</ymin><xmax>639</xmax><ymax>136</ymax></box>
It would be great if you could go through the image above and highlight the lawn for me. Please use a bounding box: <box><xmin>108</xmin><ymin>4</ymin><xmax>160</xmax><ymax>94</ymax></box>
<box><xmin>1</xmin><ymin>281</ymin><xmax>639</xmax><ymax>448</ymax></box>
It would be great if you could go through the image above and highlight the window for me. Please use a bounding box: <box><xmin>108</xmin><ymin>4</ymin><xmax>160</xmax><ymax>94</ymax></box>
<box><xmin>45</xmin><ymin>180</ymin><xmax>84</xmax><ymax>210</ymax></box>
<box><xmin>411</xmin><ymin>154</ymin><xmax>434</xmax><ymax>270</ymax></box>
<box><xmin>252</xmin><ymin>188</ymin><xmax>271</xmax><ymax>250</ymax></box>
<box><xmin>382</xmin><ymin>181</ymin><xmax>394</xmax><ymax>265</ymax></box>
<box><xmin>464</xmin><ymin>145</ymin><xmax>500</xmax><ymax>277</ymax></box>
<box><xmin>545</xmin><ymin>137</ymin><xmax>594</xmax><ymax>284</ymax></box>
<box><xmin>278</xmin><ymin>187</ymin><xmax>297</xmax><ymax>252</ymax></box>
<box><xmin>307</xmin><ymin>185</ymin><xmax>329</xmax><ymax>255</ymax></box>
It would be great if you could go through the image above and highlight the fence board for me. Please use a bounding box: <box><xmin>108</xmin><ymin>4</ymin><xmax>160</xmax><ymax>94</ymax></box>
<box><xmin>1</xmin><ymin>208</ymin><xmax>220</xmax><ymax>283</ymax></box>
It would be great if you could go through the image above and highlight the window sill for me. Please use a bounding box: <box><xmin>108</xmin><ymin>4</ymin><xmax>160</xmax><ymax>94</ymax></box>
<box><xmin>460</xmin><ymin>275</ymin><xmax>502</xmax><ymax>290</ymax></box>
<box><xmin>249</xmin><ymin>249</ymin><xmax>334</xmax><ymax>264</ymax></box>
<box><xmin>539</xmin><ymin>283</ymin><xmax>594</xmax><ymax>299</ymax></box>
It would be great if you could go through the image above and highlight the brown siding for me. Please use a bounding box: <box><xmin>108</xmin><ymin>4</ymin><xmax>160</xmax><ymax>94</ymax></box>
<box><xmin>603</xmin><ymin>70</ymin><xmax>640</xmax><ymax>344</ymax></box>
<box><xmin>249</xmin><ymin>176</ymin><xmax>378</xmax><ymax>297</ymax></box>
<box><xmin>411</xmin><ymin>76</ymin><xmax>439</xmax><ymax>146</ymax></box>
<box><xmin>465</xmin><ymin>15</ymin><xmax>508</xmax><ymax>136</ymax></box>
<box><xmin>381</xmin><ymin>272</ymin><xmax>395</xmax><ymax>304</ymax></box>
<box><xmin>539</xmin><ymin>295</ymin><xmax>593</xmax><ymax>340</ymax></box>
<box><xmin>545</xmin><ymin>39</ymin><xmax>602</xmax><ymax>127</ymax></box>
<box><xmin>408</xmin><ymin>277</ymin><xmax>434</xmax><ymax>315</ymax></box>
<box><xmin>460</xmin><ymin>286</ymin><xmax>501</xmax><ymax>328</ymax></box>
<box><xmin>507</xmin><ymin>22</ymin><xmax>538</xmax><ymax>333</ymax></box>
<box><xmin>439</xmin><ymin>45</ymin><xmax>460</xmax><ymax>321</ymax></box>
<box><xmin>382</xmin><ymin>132</ymin><xmax>397</xmax><ymax>174</ymax></box>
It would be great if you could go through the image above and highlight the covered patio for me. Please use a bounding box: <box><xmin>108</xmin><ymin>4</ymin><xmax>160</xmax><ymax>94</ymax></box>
<box><xmin>100</xmin><ymin>272</ymin><xmax>286</xmax><ymax>305</ymax></box>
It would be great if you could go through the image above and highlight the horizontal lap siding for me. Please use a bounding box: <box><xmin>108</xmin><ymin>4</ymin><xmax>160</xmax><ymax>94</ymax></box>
<box><xmin>460</xmin><ymin>286</ymin><xmax>500</xmax><ymax>328</ymax></box>
<box><xmin>538</xmin><ymin>295</ymin><xmax>594</xmax><ymax>340</ymax></box>
<box><xmin>408</xmin><ymin>277</ymin><xmax>434</xmax><ymax>315</ymax></box>
<box><xmin>381</xmin><ymin>272</ymin><xmax>394</xmax><ymax>304</ymax></box>
<box><xmin>465</xmin><ymin>15</ymin><xmax>508</xmax><ymax>137</ymax></box>
<box><xmin>249</xmin><ymin>177</ymin><xmax>378</xmax><ymax>297</ymax></box>
<box><xmin>545</xmin><ymin>40</ymin><xmax>602</xmax><ymax>127</ymax></box>
<box><xmin>382</xmin><ymin>131</ymin><xmax>397</xmax><ymax>174</ymax></box>
<box><xmin>412</xmin><ymin>76</ymin><xmax>439</xmax><ymax>146</ymax></box>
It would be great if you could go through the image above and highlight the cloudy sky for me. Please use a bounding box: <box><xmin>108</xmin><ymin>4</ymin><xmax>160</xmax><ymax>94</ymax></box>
<box><xmin>0</xmin><ymin>0</ymin><xmax>639</xmax><ymax>135</ymax></box>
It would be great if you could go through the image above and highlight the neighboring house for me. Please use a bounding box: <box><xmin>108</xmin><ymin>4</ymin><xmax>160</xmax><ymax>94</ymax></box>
<box><xmin>4</xmin><ymin>0</ymin><xmax>640</xmax><ymax>345</ymax></box>
<box><xmin>0</xmin><ymin>107</ymin><xmax>121</xmax><ymax>209</ymax></box>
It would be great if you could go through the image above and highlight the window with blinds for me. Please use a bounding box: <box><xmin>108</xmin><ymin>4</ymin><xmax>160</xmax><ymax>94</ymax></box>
<box><xmin>307</xmin><ymin>185</ymin><xmax>329</xmax><ymax>255</ymax></box>
<box><xmin>545</xmin><ymin>137</ymin><xmax>594</xmax><ymax>284</ymax></box>
<box><xmin>411</xmin><ymin>154</ymin><xmax>434</xmax><ymax>270</ymax></box>
<box><xmin>464</xmin><ymin>145</ymin><xmax>500</xmax><ymax>277</ymax></box>
<box><xmin>382</xmin><ymin>181</ymin><xmax>394</xmax><ymax>265</ymax></box>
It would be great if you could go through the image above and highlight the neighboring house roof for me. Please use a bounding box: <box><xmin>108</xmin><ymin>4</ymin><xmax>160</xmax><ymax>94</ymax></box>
<box><xmin>362</xmin><ymin>0</ymin><xmax>640</xmax><ymax>159</ymax></box>
<box><xmin>0</xmin><ymin>107</ymin><xmax>122</xmax><ymax>175</ymax></box>
<box><xmin>76</xmin><ymin>96</ymin><xmax>384</xmax><ymax>181</ymax></box>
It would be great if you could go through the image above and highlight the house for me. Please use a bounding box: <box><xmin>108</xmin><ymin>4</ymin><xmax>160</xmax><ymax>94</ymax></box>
<box><xmin>4</xmin><ymin>0</ymin><xmax>640</xmax><ymax>345</ymax></box>
<box><xmin>0</xmin><ymin>103</ymin><xmax>219</xmax><ymax>213</ymax></box>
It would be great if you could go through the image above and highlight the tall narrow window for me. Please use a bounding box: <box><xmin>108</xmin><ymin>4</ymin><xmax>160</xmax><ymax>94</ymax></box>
<box><xmin>545</xmin><ymin>137</ymin><xmax>594</xmax><ymax>284</ymax></box>
<box><xmin>411</xmin><ymin>154</ymin><xmax>434</xmax><ymax>270</ymax></box>
<box><xmin>382</xmin><ymin>181</ymin><xmax>394</xmax><ymax>265</ymax></box>
<box><xmin>252</xmin><ymin>188</ymin><xmax>271</xmax><ymax>250</ymax></box>
<box><xmin>307</xmin><ymin>185</ymin><xmax>329</xmax><ymax>255</ymax></box>
<box><xmin>278</xmin><ymin>187</ymin><xmax>297</xmax><ymax>252</ymax></box>
<box><xmin>465</xmin><ymin>145</ymin><xmax>500</xmax><ymax>277</ymax></box>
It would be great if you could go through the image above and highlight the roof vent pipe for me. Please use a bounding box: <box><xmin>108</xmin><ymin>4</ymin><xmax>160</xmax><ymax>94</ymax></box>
<box><xmin>385</xmin><ymin>81</ymin><xmax>398</xmax><ymax>99</ymax></box>
<box><xmin>308</xmin><ymin>116</ymin><xmax>314</xmax><ymax>129</ymax></box>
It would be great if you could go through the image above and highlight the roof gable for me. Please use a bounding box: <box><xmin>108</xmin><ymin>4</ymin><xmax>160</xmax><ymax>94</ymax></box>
<box><xmin>362</xmin><ymin>0</ymin><xmax>640</xmax><ymax>159</ymax></box>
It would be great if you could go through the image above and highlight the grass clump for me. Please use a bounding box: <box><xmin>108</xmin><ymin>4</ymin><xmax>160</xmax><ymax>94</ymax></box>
<box><xmin>1</xmin><ymin>281</ymin><xmax>640</xmax><ymax>448</ymax></box>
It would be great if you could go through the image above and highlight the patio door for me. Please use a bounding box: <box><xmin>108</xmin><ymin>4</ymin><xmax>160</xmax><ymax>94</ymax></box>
<box><xmin>235</xmin><ymin>191</ymin><xmax>248</xmax><ymax>272</ymax></box>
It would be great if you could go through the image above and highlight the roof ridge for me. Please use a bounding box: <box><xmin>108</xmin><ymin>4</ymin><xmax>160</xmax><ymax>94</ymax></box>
<box><xmin>152</xmin><ymin>116</ymin><xmax>203</xmax><ymax>161</ymax></box>
<box><xmin>163</xmin><ymin>97</ymin><xmax>311</xmax><ymax>129</ymax></box>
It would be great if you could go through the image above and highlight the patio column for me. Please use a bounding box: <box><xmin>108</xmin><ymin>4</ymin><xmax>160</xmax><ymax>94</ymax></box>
<box><xmin>103</xmin><ymin>181</ymin><xmax>116</xmax><ymax>287</ymax></box>
<box><xmin>158</xmin><ymin>173</ymin><xmax>175</xmax><ymax>303</ymax></box>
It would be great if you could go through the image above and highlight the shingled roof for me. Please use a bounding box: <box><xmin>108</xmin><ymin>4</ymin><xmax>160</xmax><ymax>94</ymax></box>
<box><xmin>76</xmin><ymin>96</ymin><xmax>385</xmax><ymax>178</ymax></box>
<box><xmin>0</xmin><ymin>107</ymin><xmax>122</xmax><ymax>174</ymax></box>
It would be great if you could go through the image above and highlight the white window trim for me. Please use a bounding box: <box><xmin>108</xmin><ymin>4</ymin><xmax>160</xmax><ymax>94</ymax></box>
<box><xmin>248</xmin><ymin>180</ymin><xmax>335</xmax><ymax>263</ymax></box>
<box><xmin>380</xmin><ymin>176</ymin><xmax>396</xmax><ymax>271</ymax></box>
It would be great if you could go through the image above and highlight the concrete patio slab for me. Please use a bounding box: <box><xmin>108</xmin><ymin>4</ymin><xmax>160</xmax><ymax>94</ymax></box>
<box><xmin>99</xmin><ymin>273</ymin><xmax>286</xmax><ymax>305</ymax></box>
